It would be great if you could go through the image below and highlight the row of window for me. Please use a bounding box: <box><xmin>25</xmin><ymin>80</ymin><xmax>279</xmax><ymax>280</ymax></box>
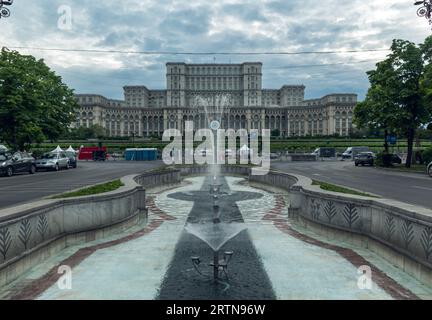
<box><xmin>98</xmin><ymin>119</ymin><xmax>352</xmax><ymax>136</ymax></box>
<box><xmin>170</xmin><ymin>65</ymin><xmax>260</xmax><ymax>75</ymax></box>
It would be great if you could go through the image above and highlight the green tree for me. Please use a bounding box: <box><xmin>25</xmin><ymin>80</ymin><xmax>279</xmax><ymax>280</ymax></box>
<box><xmin>62</xmin><ymin>125</ymin><xmax>106</xmax><ymax>140</ymax></box>
<box><xmin>354</xmin><ymin>37</ymin><xmax>432</xmax><ymax>167</ymax></box>
<box><xmin>271</xmin><ymin>128</ymin><xmax>280</xmax><ymax>137</ymax></box>
<box><xmin>94</xmin><ymin>125</ymin><xmax>107</xmax><ymax>139</ymax></box>
<box><xmin>0</xmin><ymin>48</ymin><xmax>78</xmax><ymax>150</ymax></box>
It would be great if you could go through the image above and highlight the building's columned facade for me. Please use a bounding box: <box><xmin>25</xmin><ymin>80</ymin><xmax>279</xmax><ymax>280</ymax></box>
<box><xmin>75</xmin><ymin>62</ymin><xmax>357</xmax><ymax>137</ymax></box>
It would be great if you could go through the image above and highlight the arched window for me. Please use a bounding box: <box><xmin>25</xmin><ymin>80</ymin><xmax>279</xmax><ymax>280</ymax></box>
<box><xmin>241</xmin><ymin>115</ymin><xmax>247</xmax><ymax>129</ymax></box>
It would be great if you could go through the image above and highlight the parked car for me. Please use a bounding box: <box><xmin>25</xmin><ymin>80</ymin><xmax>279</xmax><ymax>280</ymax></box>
<box><xmin>35</xmin><ymin>153</ymin><xmax>69</xmax><ymax>171</ymax></box>
<box><xmin>92</xmin><ymin>150</ymin><xmax>107</xmax><ymax>161</ymax></box>
<box><xmin>311</xmin><ymin>148</ymin><xmax>320</xmax><ymax>157</ymax></box>
<box><xmin>270</xmin><ymin>153</ymin><xmax>279</xmax><ymax>160</ymax></box>
<box><xmin>391</xmin><ymin>154</ymin><xmax>403</xmax><ymax>165</ymax></box>
<box><xmin>0</xmin><ymin>151</ymin><xmax>36</xmax><ymax>177</ymax></box>
<box><xmin>354</xmin><ymin>152</ymin><xmax>375</xmax><ymax>166</ymax></box>
<box><xmin>311</xmin><ymin>147</ymin><xmax>337</xmax><ymax>159</ymax></box>
<box><xmin>428</xmin><ymin>161</ymin><xmax>432</xmax><ymax>177</ymax></box>
<box><xmin>64</xmin><ymin>151</ymin><xmax>78</xmax><ymax>168</ymax></box>
<box><xmin>342</xmin><ymin>146</ymin><xmax>370</xmax><ymax>160</ymax></box>
<box><xmin>0</xmin><ymin>145</ymin><xmax>8</xmax><ymax>152</ymax></box>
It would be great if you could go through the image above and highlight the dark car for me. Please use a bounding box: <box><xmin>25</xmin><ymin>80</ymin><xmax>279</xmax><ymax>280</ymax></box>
<box><xmin>0</xmin><ymin>152</ymin><xmax>36</xmax><ymax>177</ymax></box>
<box><xmin>354</xmin><ymin>152</ymin><xmax>374</xmax><ymax>166</ymax></box>
<box><xmin>65</xmin><ymin>151</ymin><xmax>78</xmax><ymax>168</ymax></box>
<box><xmin>428</xmin><ymin>161</ymin><xmax>432</xmax><ymax>178</ymax></box>
<box><xmin>391</xmin><ymin>154</ymin><xmax>402</xmax><ymax>164</ymax></box>
<box><xmin>93</xmin><ymin>150</ymin><xmax>106</xmax><ymax>161</ymax></box>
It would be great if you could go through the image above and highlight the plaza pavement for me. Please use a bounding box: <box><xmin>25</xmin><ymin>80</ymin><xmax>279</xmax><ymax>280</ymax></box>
<box><xmin>3</xmin><ymin>176</ymin><xmax>430</xmax><ymax>300</ymax></box>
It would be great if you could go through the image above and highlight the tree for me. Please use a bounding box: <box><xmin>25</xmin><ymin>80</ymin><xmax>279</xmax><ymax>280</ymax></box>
<box><xmin>0</xmin><ymin>48</ymin><xmax>78</xmax><ymax>150</ymax></box>
<box><xmin>89</xmin><ymin>124</ymin><xmax>106</xmax><ymax>139</ymax></box>
<box><xmin>61</xmin><ymin>125</ymin><xmax>106</xmax><ymax>140</ymax></box>
<box><xmin>271</xmin><ymin>128</ymin><xmax>280</xmax><ymax>137</ymax></box>
<box><xmin>354</xmin><ymin>37</ymin><xmax>432</xmax><ymax>167</ymax></box>
<box><xmin>354</xmin><ymin>59</ymin><xmax>399</xmax><ymax>156</ymax></box>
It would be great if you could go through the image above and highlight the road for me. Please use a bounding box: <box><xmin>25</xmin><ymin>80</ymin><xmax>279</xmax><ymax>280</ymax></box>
<box><xmin>272</xmin><ymin>160</ymin><xmax>432</xmax><ymax>209</ymax></box>
<box><xmin>0</xmin><ymin>160</ymin><xmax>164</xmax><ymax>209</ymax></box>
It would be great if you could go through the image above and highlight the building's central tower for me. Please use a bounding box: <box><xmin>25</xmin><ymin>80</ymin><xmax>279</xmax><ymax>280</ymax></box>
<box><xmin>166</xmin><ymin>62</ymin><xmax>263</xmax><ymax>108</ymax></box>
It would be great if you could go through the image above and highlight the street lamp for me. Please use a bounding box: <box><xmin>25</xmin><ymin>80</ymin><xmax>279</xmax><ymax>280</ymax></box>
<box><xmin>0</xmin><ymin>0</ymin><xmax>13</xmax><ymax>19</ymax></box>
<box><xmin>415</xmin><ymin>1</ymin><xmax>432</xmax><ymax>28</ymax></box>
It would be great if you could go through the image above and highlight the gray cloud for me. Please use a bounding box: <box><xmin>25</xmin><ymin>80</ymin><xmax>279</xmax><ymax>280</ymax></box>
<box><xmin>0</xmin><ymin>0</ymin><xmax>430</xmax><ymax>100</ymax></box>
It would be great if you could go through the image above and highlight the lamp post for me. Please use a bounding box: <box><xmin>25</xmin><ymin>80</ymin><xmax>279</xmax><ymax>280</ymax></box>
<box><xmin>0</xmin><ymin>0</ymin><xmax>13</xmax><ymax>19</ymax></box>
<box><xmin>415</xmin><ymin>1</ymin><xmax>432</xmax><ymax>27</ymax></box>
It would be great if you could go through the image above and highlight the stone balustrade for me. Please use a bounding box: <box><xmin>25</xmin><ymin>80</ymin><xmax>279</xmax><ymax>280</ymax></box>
<box><xmin>0</xmin><ymin>169</ymin><xmax>181</xmax><ymax>288</ymax></box>
<box><xmin>249</xmin><ymin>170</ymin><xmax>432</xmax><ymax>285</ymax></box>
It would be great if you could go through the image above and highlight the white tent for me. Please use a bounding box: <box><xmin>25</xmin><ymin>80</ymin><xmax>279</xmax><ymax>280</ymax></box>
<box><xmin>51</xmin><ymin>145</ymin><xmax>64</xmax><ymax>153</ymax></box>
<box><xmin>240</xmin><ymin>144</ymin><xmax>250</xmax><ymax>151</ymax></box>
<box><xmin>239</xmin><ymin>144</ymin><xmax>251</xmax><ymax>158</ymax></box>
<box><xmin>66</xmin><ymin>145</ymin><xmax>76</xmax><ymax>153</ymax></box>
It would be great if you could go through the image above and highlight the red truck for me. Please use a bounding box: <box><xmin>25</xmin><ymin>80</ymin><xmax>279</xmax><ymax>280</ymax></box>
<box><xmin>78</xmin><ymin>146</ymin><xmax>108</xmax><ymax>161</ymax></box>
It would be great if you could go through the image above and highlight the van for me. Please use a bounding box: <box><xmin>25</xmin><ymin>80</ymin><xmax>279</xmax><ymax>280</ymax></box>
<box><xmin>311</xmin><ymin>147</ymin><xmax>336</xmax><ymax>158</ymax></box>
<box><xmin>342</xmin><ymin>147</ymin><xmax>370</xmax><ymax>160</ymax></box>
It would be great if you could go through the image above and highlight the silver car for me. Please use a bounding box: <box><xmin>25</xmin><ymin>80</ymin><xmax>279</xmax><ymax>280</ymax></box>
<box><xmin>35</xmin><ymin>153</ymin><xmax>69</xmax><ymax>171</ymax></box>
<box><xmin>428</xmin><ymin>161</ymin><xmax>432</xmax><ymax>177</ymax></box>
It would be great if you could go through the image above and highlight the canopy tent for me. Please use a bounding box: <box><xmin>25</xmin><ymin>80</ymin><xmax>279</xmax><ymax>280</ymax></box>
<box><xmin>66</xmin><ymin>146</ymin><xmax>76</xmax><ymax>153</ymax></box>
<box><xmin>239</xmin><ymin>144</ymin><xmax>253</xmax><ymax>158</ymax></box>
<box><xmin>51</xmin><ymin>145</ymin><xmax>64</xmax><ymax>153</ymax></box>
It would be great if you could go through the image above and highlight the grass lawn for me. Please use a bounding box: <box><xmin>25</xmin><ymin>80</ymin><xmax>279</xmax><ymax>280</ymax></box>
<box><xmin>380</xmin><ymin>164</ymin><xmax>428</xmax><ymax>174</ymax></box>
<box><xmin>312</xmin><ymin>180</ymin><xmax>379</xmax><ymax>198</ymax></box>
<box><xmin>52</xmin><ymin>180</ymin><xmax>124</xmax><ymax>199</ymax></box>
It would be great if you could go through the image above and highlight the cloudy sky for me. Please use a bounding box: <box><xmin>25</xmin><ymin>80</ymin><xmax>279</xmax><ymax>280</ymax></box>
<box><xmin>0</xmin><ymin>0</ymin><xmax>430</xmax><ymax>100</ymax></box>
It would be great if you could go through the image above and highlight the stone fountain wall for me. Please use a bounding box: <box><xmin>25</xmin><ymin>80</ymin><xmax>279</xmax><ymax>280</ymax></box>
<box><xmin>247</xmin><ymin>169</ymin><xmax>432</xmax><ymax>286</ymax></box>
<box><xmin>288</xmin><ymin>175</ymin><xmax>432</xmax><ymax>286</ymax></box>
<box><xmin>0</xmin><ymin>169</ymin><xmax>181</xmax><ymax>288</ymax></box>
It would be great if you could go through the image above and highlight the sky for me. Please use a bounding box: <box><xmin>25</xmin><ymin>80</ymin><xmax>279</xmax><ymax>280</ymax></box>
<box><xmin>0</xmin><ymin>0</ymin><xmax>431</xmax><ymax>100</ymax></box>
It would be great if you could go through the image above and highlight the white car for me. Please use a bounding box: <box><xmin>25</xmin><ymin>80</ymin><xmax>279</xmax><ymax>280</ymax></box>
<box><xmin>35</xmin><ymin>152</ymin><xmax>69</xmax><ymax>171</ymax></box>
<box><xmin>428</xmin><ymin>161</ymin><xmax>432</xmax><ymax>177</ymax></box>
<box><xmin>311</xmin><ymin>148</ymin><xmax>320</xmax><ymax>157</ymax></box>
<box><xmin>342</xmin><ymin>147</ymin><xmax>370</xmax><ymax>160</ymax></box>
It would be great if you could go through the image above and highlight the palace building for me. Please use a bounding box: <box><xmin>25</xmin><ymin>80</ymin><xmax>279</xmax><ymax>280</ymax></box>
<box><xmin>75</xmin><ymin>62</ymin><xmax>357</xmax><ymax>137</ymax></box>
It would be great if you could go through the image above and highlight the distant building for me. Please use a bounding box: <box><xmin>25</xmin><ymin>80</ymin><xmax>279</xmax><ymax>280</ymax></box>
<box><xmin>75</xmin><ymin>62</ymin><xmax>357</xmax><ymax>137</ymax></box>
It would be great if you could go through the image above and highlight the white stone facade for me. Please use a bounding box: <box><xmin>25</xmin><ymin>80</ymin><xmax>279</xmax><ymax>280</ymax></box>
<box><xmin>75</xmin><ymin>62</ymin><xmax>357</xmax><ymax>137</ymax></box>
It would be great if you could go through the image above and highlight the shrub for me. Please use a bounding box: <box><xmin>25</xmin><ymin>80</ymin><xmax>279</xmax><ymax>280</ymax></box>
<box><xmin>423</xmin><ymin>147</ymin><xmax>432</xmax><ymax>164</ymax></box>
<box><xmin>375</xmin><ymin>152</ymin><xmax>393</xmax><ymax>167</ymax></box>
<box><xmin>375</xmin><ymin>152</ymin><xmax>384</xmax><ymax>167</ymax></box>
<box><xmin>31</xmin><ymin>149</ymin><xmax>45</xmax><ymax>159</ymax></box>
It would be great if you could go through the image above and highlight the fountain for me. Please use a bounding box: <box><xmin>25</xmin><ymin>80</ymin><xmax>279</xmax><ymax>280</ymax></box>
<box><xmin>184</xmin><ymin>93</ymin><xmax>246</xmax><ymax>281</ymax></box>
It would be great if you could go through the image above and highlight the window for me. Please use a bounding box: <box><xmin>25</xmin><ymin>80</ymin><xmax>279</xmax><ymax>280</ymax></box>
<box><xmin>13</xmin><ymin>153</ymin><xmax>22</xmax><ymax>161</ymax></box>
